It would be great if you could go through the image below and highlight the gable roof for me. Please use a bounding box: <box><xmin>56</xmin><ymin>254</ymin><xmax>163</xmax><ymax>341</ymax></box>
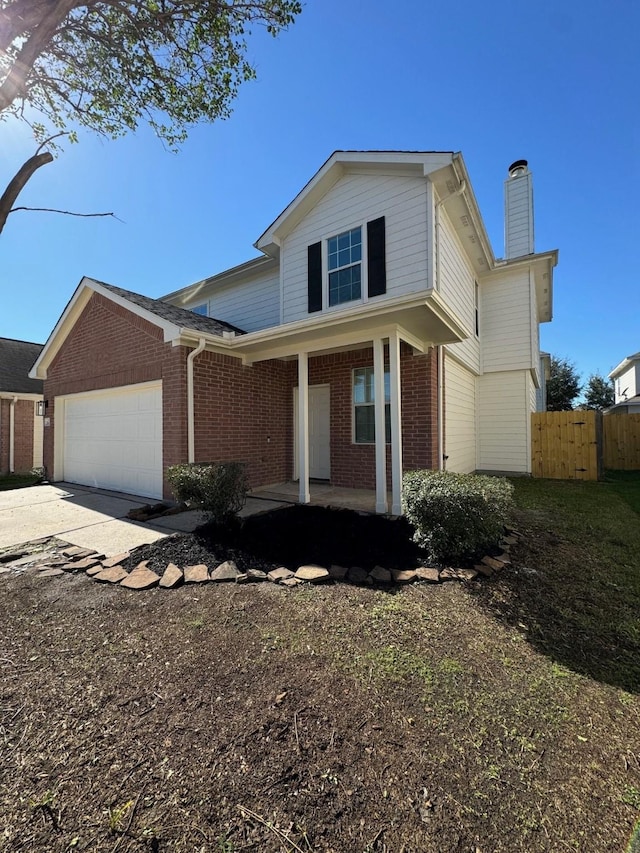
<box><xmin>255</xmin><ymin>150</ymin><xmax>457</xmax><ymax>257</ymax></box>
<box><xmin>97</xmin><ymin>282</ymin><xmax>245</xmax><ymax>337</ymax></box>
<box><xmin>609</xmin><ymin>352</ymin><xmax>640</xmax><ymax>380</ymax></box>
<box><xmin>0</xmin><ymin>337</ymin><xmax>43</xmax><ymax>394</ymax></box>
<box><xmin>31</xmin><ymin>277</ymin><xmax>245</xmax><ymax>380</ymax></box>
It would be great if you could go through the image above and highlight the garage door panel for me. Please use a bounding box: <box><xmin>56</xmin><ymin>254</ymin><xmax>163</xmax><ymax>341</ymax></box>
<box><xmin>62</xmin><ymin>383</ymin><xmax>162</xmax><ymax>499</ymax></box>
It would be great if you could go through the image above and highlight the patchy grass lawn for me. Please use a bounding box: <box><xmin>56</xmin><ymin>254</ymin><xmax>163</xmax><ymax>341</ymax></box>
<box><xmin>1</xmin><ymin>475</ymin><xmax>640</xmax><ymax>852</ymax></box>
<box><xmin>0</xmin><ymin>472</ymin><xmax>42</xmax><ymax>491</ymax></box>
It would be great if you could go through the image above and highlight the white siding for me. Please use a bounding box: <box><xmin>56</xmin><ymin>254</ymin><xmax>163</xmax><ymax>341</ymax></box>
<box><xmin>438</xmin><ymin>208</ymin><xmax>480</xmax><ymax>373</ymax></box>
<box><xmin>476</xmin><ymin>371</ymin><xmax>530</xmax><ymax>474</ymax></box>
<box><xmin>480</xmin><ymin>269</ymin><xmax>533</xmax><ymax>373</ymax></box>
<box><xmin>615</xmin><ymin>365</ymin><xmax>638</xmax><ymax>403</ymax></box>
<box><xmin>183</xmin><ymin>268</ymin><xmax>280</xmax><ymax>332</ymax></box>
<box><xmin>444</xmin><ymin>354</ymin><xmax>476</xmax><ymax>473</ymax></box>
<box><xmin>505</xmin><ymin>171</ymin><xmax>534</xmax><ymax>258</ymax></box>
<box><xmin>282</xmin><ymin>173</ymin><xmax>429</xmax><ymax>323</ymax></box>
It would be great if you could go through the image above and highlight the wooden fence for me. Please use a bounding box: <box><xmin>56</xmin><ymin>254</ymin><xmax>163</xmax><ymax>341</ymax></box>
<box><xmin>531</xmin><ymin>411</ymin><xmax>640</xmax><ymax>480</ymax></box>
<box><xmin>603</xmin><ymin>414</ymin><xmax>640</xmax><ymax>470</ymax></box>
<box><xmin>531</xmin><ymin>411</ymin><xmax>602</xmax><ymax>480</ymax></box>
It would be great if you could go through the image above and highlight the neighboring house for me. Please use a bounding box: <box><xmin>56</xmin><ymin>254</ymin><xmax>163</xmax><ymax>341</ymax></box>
<box><xmin>607</xmin><ymin>353</ymin><xmax>640</xmax><ymax>413</ymax></box>
<box><xmin>0</xmin><ymin>337</ymin><xmax>44</xmax><ymax>475</ymax></box>
<box><xmin>30</xmin><ymin>150</ymin><xmax>557</xmax><ymax>512</ymax></box>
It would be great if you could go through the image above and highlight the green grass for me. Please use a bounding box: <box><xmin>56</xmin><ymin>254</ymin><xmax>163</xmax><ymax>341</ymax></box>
<box><xmin>497</xmin><ymin>472</ymin><xmax>640</xmax><ymax>691</ymax></box>
<box><xmin>0</xmin><ymin>473</ymin><xmax>42</xmax><ymax>491</ymax></box>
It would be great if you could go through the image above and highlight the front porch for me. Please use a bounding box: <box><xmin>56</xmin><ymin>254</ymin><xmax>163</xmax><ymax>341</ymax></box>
<box><xmin>251</xmin><ymin>482</ymin><xmax>395</xmax><ymax>515</ymax></box>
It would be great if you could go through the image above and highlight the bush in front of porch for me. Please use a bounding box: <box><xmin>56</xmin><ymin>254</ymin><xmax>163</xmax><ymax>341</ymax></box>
<box><xmin>402</xmin><ymin>469</ymin><xmax>513</xmax><ymax>564</ymax></box>
<box><xmin>166</xmin><ymin>461</ymin><xmax>248</xmax><ymax>524</ymax></box>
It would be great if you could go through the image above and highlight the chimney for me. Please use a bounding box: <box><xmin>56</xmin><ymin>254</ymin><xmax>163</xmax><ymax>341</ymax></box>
<box><xmin>504</xmin><ymin>159</ymin><xmax>534</xmax><ymax>259</ymax></box>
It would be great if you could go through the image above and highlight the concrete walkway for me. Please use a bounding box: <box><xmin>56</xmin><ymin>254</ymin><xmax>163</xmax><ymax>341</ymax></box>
<box><xmin>0</xmin><ymin>483</ymin><xmax>286</xmax><ymax>556</ymax></box>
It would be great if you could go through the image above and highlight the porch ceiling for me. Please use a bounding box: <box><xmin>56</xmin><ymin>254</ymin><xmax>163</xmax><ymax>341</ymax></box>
<box><xmin>232</xmin><ymin>291</ymin><xmax>469</xmax><ymax>364</ymax></box>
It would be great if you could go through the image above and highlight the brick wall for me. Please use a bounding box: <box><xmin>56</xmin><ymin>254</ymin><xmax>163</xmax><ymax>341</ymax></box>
<box><xmin>286</xmin><ymin>344</ymin><xmax>439</xmax><ymax>490</ymax></box>
<box><xmin>43</xmin><ymin>293</ymin><xmax>187</xmax><ymax>498</ymax></box>
<box><xmin>192</xmin><ymin>351</ymin><xmax>292</xmax><ymax>488</ymax></box>
<box><xmin>42</xmin><ymin>289</ymin><xmax>439</xmax><ymax>498</ymax></box>
<box><xmin>0</xmin><ymin>398</ymin><xmax>38</xmax><ymax>474</ymax></box>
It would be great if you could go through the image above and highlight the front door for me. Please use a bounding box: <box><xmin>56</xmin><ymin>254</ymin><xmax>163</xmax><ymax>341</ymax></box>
<box><xmin>294</xmin><ymin>385</ymin><xmax>330</xmax><ymax>480</ymax></box>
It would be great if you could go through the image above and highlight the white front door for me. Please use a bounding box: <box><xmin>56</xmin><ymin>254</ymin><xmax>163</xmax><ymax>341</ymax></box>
<box><xmin>294</xmin><ymin>385</ymin><xmax>330</xmax><ymax>480</ymax></box>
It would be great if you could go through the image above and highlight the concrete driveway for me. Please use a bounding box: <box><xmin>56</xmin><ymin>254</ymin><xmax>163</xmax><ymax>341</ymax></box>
<box><xmin>0</xmin><ymin>483</ymin><xmax>177</xmax><ymax>556</ymax></box>
<box><xmin>0</xmin><ymin>482</ymin><xmax>288</xmax><ymax>557</ymax></box>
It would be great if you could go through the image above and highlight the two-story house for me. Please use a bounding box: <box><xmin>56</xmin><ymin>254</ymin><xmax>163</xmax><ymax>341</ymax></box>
<box><xmin>30</xmin><ymin>150</ymin><xmax>557</xmax><ymax>512</ymax></box>
<box><xmin>608</xmin><ymin>353</ymin><xmax>640</xmax><ymax>413</ymax></box>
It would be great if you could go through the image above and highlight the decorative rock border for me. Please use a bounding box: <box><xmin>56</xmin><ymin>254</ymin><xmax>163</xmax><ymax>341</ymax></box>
<box><xmin>0</xmin><ymin>530</ymin><xmax>521</xmax><ymax>591</ymax></box>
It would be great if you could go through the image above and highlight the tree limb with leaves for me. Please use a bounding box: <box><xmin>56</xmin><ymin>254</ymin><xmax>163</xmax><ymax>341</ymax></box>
<box><xmin>547</xmin><ymin>355</ymin><xmax>582</xmax><ymax>411</ymax></box>
<box><xmin>0</xmin><ymin>0</ymin><xmax>301</xmax><ymax>234</ymax></box>
<box><xmin>583</xmin><ymin>372</ymin><xmax>615</xmax><ymax>411</ymax></box>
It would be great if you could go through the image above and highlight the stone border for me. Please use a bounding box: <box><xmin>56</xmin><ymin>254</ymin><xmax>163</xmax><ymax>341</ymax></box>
<box><xmin>0</xmin><ymin>532</ymin><xmax>520</xmax><ymax>590</ymax></box>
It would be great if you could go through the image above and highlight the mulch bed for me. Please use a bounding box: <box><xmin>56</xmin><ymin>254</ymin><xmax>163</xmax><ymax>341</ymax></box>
<box><xmin>122</xmin><ymin>504</ymin><xmax>426</xmax><ymax>575</ymax></box>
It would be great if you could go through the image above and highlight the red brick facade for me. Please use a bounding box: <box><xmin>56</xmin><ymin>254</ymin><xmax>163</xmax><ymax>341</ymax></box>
<box><xmin>43</xmin><ymin>294</ymin><xmax>439</xmax><ymax>497</ymax></box>
<box><xmin>0</xmin><ymin>397</ymin><xmax>37</xmax><ymax>474</ymax></box>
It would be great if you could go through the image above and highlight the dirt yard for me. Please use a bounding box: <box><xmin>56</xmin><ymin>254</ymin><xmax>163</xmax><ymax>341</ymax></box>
<box><xmin>1</xmin><ymin>485</ymin><xmax>640</xmax><ymax>852</ymax></box>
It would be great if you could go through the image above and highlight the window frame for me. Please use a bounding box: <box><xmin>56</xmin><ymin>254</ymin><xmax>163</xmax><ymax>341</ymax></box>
<box><xmin>324</xmin><ymin>223</ymin><xmax>368</xmax><ymax>311</ymax></box>
<box><xmin>352</xmin><ymin>365</ymin><xmax>391</xmax><ymax>445</ymax></box>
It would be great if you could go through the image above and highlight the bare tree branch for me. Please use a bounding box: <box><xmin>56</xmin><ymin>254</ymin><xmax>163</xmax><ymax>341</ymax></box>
<box><xmin>0</xmin><ymin>149</ymin><xmax>53</xmax><ymax>235</ymax></box>
<box><xmin>9</xmin><ymin>206</ymin><xmax>119</xmax><ymax>219</ymax></box>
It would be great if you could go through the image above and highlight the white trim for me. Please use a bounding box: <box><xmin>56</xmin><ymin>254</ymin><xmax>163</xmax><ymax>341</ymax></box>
<box><xmin>373</xmin><ymin>338</ymin><xmax>388</xmax><ymax>513</ymax></box>
<box><xmin>53</xmin><ymin>380</ymin><xmax>162</xmax><ymax>486</ymax></box>
<box><xmin>389</xmin><ymin>332</ymin><xmax>403</xmax><ymax>515</ymax></box>
<box><xmin>297</xmin><ymin>354</ymin><xmax>310</xmax><ymax>504</ymax></box>
<box><xmin>9</xmin><ymin>396</ymin><xmax>16</xmax><ymax>473</ymax></box>
<box><xmin>187</xmin><ymin>338</ymin><xmax>206</xmax><ymax>463</ymax></box>
<box><xmin>324</xmin><ymin>222</ymin><xmax>368</xmax><ymax>312</ymax></box>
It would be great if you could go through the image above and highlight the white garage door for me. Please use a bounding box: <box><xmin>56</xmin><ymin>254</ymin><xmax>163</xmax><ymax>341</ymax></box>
<box><xmin>444</xmin><ymin>355</ymin><xmax>476</xmax><ymax>473</ymax></box>
<box><xmin>62</xmin><ymin>382</ymin><xmax>162</xmax><ymax>499</ymax></box>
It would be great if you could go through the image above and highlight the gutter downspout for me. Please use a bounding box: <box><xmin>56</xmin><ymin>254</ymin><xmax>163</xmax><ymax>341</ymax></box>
<box><xmin>187</xmin><ymin>338</ymin><xmax>206</xmax><ymax>463</ymax></box>
<box><xmin>437</xmin><ymin>347</ymin><xmax>445</xmax><ymax>470</ymax></box>
<box><xmin>434</xmin><ymin>181</ymin><xmax>465</xmax><ymax>470</ymax></box>
<box><xmin>9</xmin><ymin>396</ymin><xmax>17</xmax><ymax>473</ymax></box>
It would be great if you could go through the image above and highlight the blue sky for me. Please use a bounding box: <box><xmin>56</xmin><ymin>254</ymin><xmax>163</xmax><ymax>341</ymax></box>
<box><xmin>1</xmin><ymin>0</ymin><xmax>638</xmax><ymax>390</ymax></box>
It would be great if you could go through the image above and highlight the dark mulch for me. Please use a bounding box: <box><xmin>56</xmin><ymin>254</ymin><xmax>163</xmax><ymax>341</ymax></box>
<box><xmin>124</xmin><ymin>504</ymin><xmax>425</xmax><ymax>574</ymax></box>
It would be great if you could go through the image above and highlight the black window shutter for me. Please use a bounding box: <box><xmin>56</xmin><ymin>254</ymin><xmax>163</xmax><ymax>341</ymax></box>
<box><xmin>367</xmin><ymin>216</ymin><xmax>386</xmax><ymax>297</ymax></box>
<box><xmin>307</xmin><ymin>241</ymin><xmax>322</xmax><ymax>313</ymax></box>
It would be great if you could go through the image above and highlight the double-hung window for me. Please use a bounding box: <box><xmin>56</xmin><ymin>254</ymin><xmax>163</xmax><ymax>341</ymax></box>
<box><xmin>328</xmin><ymin>227</ymin><xmax>362</xmax><ymax>306</ymax></box>
<box><xmin>353</xmin><ymin>366</ymin><xmax>391</xmax><ymax>443</ymax></box>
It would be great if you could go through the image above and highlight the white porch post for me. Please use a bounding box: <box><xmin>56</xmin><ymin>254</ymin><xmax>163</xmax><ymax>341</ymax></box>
<box><xmin>388</xmin><ymin>331</ymin><xmax>403</xmax><ymax>515</ymax></box>
<box><xmin>298</xmin><ymin>352</ymin><xmax>310</xmax><ymax>504</ymax></box>
<box><xmin>373</xmin><ymin>337</ymin><xmax>388</xmax><ymax>514</ymax></box>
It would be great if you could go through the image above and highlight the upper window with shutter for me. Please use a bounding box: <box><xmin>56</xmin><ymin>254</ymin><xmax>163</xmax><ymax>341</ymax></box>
<box><xmin>307</xmin><ymin>216</ymin><xmax>386</xmax><ymax>314</ymax></box>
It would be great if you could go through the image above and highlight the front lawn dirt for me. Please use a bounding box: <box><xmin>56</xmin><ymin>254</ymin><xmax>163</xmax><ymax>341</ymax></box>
<box><xmin>2</xmin><ymin>479</ymin><xmax>640</xmax><ymax>852</ymax></box>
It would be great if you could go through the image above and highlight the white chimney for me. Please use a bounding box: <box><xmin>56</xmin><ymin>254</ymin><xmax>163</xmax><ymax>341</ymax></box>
<box><xmin>504</xmin><ymin>159</ymin><xmax>534</xmax><ymax>259</ymax></box>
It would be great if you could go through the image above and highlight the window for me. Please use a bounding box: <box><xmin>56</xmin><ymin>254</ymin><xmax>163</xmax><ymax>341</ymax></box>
<box><xmin>353</xmin><ymin>366</ymin><xmax>390</xmax><ymax>443</ymax></box>
<box><xmin>328</xmin><ymin>227</ymin><xmax>362</xmax><ymax>306</ymax></box>
<box><xmin>191</xmin><ymin>303</ymin><xmax>208</xmax><ymax>316</ymax></box>
<box><xmin>307</xmin><ymin>217</ymin><xmax>385</xmax><ymax>314</ymax></box>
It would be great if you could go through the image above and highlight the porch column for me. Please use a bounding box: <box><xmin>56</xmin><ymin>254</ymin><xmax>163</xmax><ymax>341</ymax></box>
<box><xmin>298</xmin><ymin>352</ymin><xmax>310</xmax><ymax>504</ymax></box>
<box><xmin>388</xmin><ymin>331</ymin><xmax>403</xmax><ymax>515</ymax></box>
<box><xmin>373</xmin><ymin>337</ymin><xmax>388</xmax><ymax>513</ymax></box>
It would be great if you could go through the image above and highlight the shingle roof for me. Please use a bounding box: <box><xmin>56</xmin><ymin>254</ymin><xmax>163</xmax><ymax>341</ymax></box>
<box><xmin>97</xmin><ymin>281</ymin><xmax>246</xmax><ymax>337</ymax></box>
<box><xmin>0</xmin><ymin>337</ymin><xmax>43</xmax><ymax>394</ymax></box>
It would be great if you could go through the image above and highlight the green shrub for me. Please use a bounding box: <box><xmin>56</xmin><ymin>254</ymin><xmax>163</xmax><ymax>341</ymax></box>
<box><xmin>165</xmin><ymin>461</ymin><xmax>248</xmax><ymax>524</ymax></box>
<box><xmin>402</xmin><ymin>469</ymin><xmax>514</xmax><ymax>563</ymax></box>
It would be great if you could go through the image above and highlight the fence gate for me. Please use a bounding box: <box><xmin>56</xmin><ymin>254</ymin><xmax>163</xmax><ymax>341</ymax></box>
<box><xmin>603</xmin><ymin>414</ymin><xmax>640</xmax><ymax>470</ymax></box>
<box><xmin>531</xmin><ymin>411</ymin><xmax>602</xmax><ymax>480</ymax></box>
